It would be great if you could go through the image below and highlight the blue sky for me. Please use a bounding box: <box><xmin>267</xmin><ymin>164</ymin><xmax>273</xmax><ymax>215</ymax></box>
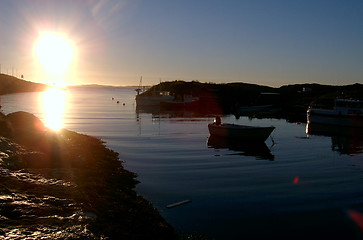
<box><xmin>0</xmin><ymin>0</ymin><xmax>362</xmax><ymax>87</ymax></box>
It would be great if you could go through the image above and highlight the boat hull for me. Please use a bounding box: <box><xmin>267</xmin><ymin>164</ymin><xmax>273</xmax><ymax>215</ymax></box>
<box><xmin>208</xmin><ymin>124</ymin><xmax>275</xmax><ymax>142</ymax></box>
<box><xmin>160</xmin><ymin>100</ymin><xmax>199</xmax><ymax>110</ymax></box>
<box><xmin>307</xmin><ymin>109</ymin><xmax>363</xmax><ymax>128</ymax></box>
<box><xmin>135</xmin><ymin>94</ymin><xmax>174</xmax><ymax>106</ymax></box>
<box><xmin>307</xmin><ymin>99</ymin><xmax>363</xmax><ymax>128</ymax></box>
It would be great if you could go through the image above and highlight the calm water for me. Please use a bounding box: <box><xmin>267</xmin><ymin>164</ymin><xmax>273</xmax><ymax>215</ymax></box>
<box><xmin>1</xmin><ymin>86</ymin><xmax>363</xmax><ymax>239</ymax></box>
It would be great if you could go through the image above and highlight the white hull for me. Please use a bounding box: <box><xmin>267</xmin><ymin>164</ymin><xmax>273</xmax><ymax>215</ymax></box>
<box><xmin>307</xmin><ymin>109</ymin><xmax>363</xmax><ymax>128</ymax></box>
<box><xmin>307</xmin><ymin>99</ymin><xmax>363</xmax><ymax>128</ymax></box>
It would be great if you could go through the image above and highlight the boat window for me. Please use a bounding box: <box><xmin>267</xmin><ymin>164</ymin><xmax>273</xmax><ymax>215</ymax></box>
<box><xmin>159</xmin><ymin>91</ymin><xmax>170</xmax><ymax>96</ymax></box>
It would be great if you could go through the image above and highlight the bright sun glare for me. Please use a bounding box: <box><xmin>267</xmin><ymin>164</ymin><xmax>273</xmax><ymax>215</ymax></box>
<box><xmin>36</xmin><ymin>33</ymin><xmax>74</xmax><ymax>75</ymax></box>
<box><xmin>42</xmin><ymin>88</ymin><xmax>67</xmax><ymax>131</ymax></box>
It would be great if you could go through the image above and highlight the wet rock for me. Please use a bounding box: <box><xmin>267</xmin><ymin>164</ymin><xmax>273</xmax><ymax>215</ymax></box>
<box><xmin>0</xmin><ymin>117</ymin><xmax>12</xmax><ymax>138</ymax></box>
<box><xmin>6</xmin><ymin>111</ymin><xmax>45</xmax><ymax>132</ymax></box>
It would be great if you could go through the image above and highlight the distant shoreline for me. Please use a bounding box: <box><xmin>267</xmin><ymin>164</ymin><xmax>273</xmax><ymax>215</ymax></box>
<box><xmin>1</xmin><ymin>74</ymin><xmax>361</xmax><ymax>123</ymax></box>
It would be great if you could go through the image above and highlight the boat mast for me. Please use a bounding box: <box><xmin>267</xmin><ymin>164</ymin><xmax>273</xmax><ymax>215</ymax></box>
<box><xmin>135</xmin><ymin>76</ymin><xmax>142</xmax><ymax>95</ymax></box>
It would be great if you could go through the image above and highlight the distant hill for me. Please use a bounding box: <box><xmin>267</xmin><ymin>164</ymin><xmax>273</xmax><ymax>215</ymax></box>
<box><xmin>142</xmin><ymin>80</ymin><xmax>362</xmax><ymax>105</ymax></box>
<box><xmin>0</xmin><ymin>74</ymin><xmax>48</xmax><ymax>95</ymax></box>
<box><xmin>138</xmin><ymin>80</ymin><xmax>363</xmax><ymax>120</ymax></box>
<box><xmin>278</xmin><ymin>82</ymin><xmax>363</xmax><ymax>107</ymax></box>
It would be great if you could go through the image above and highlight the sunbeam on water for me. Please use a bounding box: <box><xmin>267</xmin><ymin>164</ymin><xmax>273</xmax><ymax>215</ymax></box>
<box><xmin>41</xmin><ymin>88</ymin><xmax>66</xmax><ymax>131</ymax></box>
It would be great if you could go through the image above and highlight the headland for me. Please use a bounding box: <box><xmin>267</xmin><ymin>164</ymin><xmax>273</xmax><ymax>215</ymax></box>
<box><xmin>0</xmin><ymin>111</ymin><xmax>177</xmax><ymax>239</ymax></box>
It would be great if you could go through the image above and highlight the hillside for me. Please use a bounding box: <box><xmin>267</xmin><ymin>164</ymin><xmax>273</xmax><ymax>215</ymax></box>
<box><xmin>142</xmin><ymin>81</ymin><xmax>362</xmax><ymax>106</ymax></box>
<box><xmin>0</xmin><ymin>74</ymin><xmax>48</xmax><ymax>95</ymax></box>
<box><xmin>278</xmin><ymin>83</ymin><xmax>363</xmax><ymax>107</ymax></box>
<box><xmin>138</xmin><ymin>80</ymin><xmax>363</xmax><ymax>121</ymax></box>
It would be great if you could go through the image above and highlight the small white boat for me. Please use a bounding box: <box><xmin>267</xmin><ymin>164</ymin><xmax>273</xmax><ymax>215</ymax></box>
<box><xmin>307</xmin><ymin>99</ymin><xmax>363</xmax><ymax>127</ymax></box>
<box><xmin>208</xmin><ymin>117</ymin><xmax>275</xmax><ymax>142</ymax></box>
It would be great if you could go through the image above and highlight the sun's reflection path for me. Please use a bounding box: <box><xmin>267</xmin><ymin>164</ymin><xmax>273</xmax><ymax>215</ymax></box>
<box><xmin>42</xmin><ymin>88</ymin><xmax>66</xmax><ymax>131</ymax></box>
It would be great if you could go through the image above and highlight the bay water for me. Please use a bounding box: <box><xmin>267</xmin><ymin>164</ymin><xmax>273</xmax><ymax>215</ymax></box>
<box><xmin>1</xmin><ymin>86</ymin><xmax>362</xmax><ymax>239</ymax></box>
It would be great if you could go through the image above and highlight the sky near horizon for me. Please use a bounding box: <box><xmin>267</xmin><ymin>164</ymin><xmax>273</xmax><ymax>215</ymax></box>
<box><xmin>0</xmin><ymin>0</ymin><xmax>362</xmax><ymax>87</ymax></box>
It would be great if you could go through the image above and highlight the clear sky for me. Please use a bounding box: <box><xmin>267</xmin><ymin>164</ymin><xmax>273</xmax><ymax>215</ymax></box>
<box><xmin>0</xmin><ymin>0</ymin><xmax>362</xmax><ymax>87</ymax></box>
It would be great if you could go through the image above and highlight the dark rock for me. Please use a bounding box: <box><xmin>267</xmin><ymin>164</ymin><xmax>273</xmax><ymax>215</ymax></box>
<box><xmin>6</xmin><ymin>111</ymin><xmax>45</xmax><ymax>131</ymax></box>
<box><xmin>0</xmin><ymin>112</ymin><xmax>177</xmax><ymax>239</ymax></box>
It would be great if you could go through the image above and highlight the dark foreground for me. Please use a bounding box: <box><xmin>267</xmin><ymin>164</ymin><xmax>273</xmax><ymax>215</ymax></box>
<box><xmin>0</xmin><ymin>111</ymin><xmax>177</xmax><ymax>239</ymax></box>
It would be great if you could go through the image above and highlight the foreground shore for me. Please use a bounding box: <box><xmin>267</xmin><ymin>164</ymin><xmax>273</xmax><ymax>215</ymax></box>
<box><xmin>0</xmin><ymin>111</ymin><xmax>177</xmax><ymax>239</ymax></box>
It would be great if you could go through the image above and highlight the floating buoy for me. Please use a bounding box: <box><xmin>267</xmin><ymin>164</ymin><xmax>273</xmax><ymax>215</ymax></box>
<box><xmin>123</xmin><ymin>103</ymin><xmax>125</xmax><ymax>106</ymax></box>
<box><xmin>116</xmin><ymin>101</ymin><xmax>119</xmax><ymax>104</ymax></box>
<box><xmin>112</xmin><ymin>97</ymin><xmax>114</xmax><ymax>100</ymax></box>
<box><xmin>166</xmin><ymin>200</ymin><xmax>191</xmax><ymax>209</ymax></box>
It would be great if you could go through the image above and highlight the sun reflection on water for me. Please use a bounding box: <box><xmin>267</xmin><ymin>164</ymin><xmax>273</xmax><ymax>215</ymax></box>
<box><xmin>41</xmin><ymin>88</ymin><xmax>67</xmax><ymax>131</ymax></box>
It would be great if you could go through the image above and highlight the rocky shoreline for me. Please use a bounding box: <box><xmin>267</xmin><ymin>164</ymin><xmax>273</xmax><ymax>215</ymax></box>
<box><xmin>0</xmin><ymin>111</ymin><xmax>177</xmax><ymax>239</ymax></box>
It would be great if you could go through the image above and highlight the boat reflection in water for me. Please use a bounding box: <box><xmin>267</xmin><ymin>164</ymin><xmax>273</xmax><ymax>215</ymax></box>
<box><xmin>207</xmin><ymin>135</ymin><xmax>275</xmax><ymax>160</ymax></box>
<box><xmin>306</xmin><ymin>122</ymin><xmax>363</xmax><ymax>155</ymax></box>
<box><xmin>136</xmin><ymin>104</ymin><xmax>214</xmax><ymax>119</ymax></box>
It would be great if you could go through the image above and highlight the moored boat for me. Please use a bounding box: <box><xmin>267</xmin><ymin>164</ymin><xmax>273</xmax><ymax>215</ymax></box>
<box><xmin>208</xmin><ymin>117</ymin><xmax>275</xmax><ymax>142</ymax></box>
<box><xmin>135</xmin><ymin>77</ymin><xmax>174</xmax><ymax>106</ymax></box>
<box><xmin>307</xmin><ymin>99</ymin><xmax>363</xmax><ymax>128</ymax></box>
<box><xmin>135</xmin><ymin>90</ymin><xmax>174</xmax><ymax>106</ymax></box>
<box><xmin>160</xmin><ymin>95</ymin><xmax>199</xmax><ymax>110</ymax></box>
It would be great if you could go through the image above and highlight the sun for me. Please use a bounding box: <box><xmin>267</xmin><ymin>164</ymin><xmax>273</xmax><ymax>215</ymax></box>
<box><xmin>35</xmin><ymin>33</ymin><xmax>74</xmax><ymax>75</ymax></box>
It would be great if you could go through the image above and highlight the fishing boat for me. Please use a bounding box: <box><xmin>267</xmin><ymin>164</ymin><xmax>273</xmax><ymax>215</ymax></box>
<box><xmin>136</xmin><ymin>90</ymin><xmax>174</xmax><ymax>106</ymax></box>
<box><xmin>307</xmin><ymin>99</ymin><xmax>363</xmax><ymax>128</ymax></box>
<box><xmin>160</xmin><ymin>94</ymin><xmax>199</xmax><ymax>110</ymax></box>
<box><xmin>208</xmin><ymin>117</ymin><xmax>275</xmax><ymax>142</ymax></box>
<box><xmin>135</xmin><ymin>77</ymin><xmax>174</xmax><ymax>106</ymax></box>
